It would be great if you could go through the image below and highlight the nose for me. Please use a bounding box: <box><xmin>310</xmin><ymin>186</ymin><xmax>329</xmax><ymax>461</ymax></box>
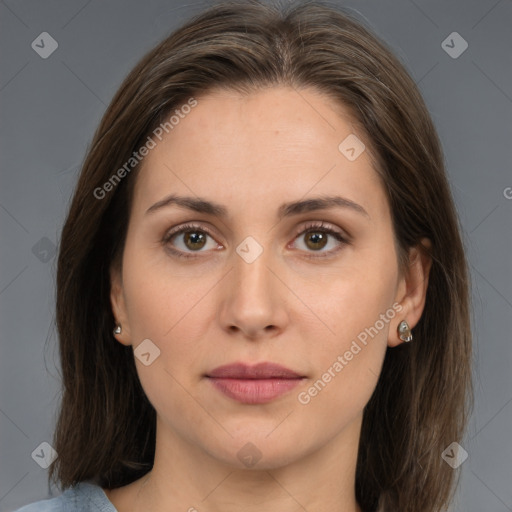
<box><xmin>218</xmin><ymin>245</ymin><xmax>290</xmax><ymax>340</ymax></box>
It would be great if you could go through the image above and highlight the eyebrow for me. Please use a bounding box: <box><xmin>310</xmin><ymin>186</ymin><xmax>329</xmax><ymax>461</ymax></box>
<box><xmin>145</xmin><ymin>194</ymin><xmax>370</xmax><ymax>219</ymax></box>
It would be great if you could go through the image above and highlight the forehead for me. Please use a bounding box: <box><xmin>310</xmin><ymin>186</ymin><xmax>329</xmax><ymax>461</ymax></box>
<box><xmin>132</xmin><ymin>86</ymin><xmax>387</xmax><ymax>219</ymax></box>
<box><xmin>172</xmin><ymin>85</ymin><xmax>361</xmax><ymax>149</ymax></box>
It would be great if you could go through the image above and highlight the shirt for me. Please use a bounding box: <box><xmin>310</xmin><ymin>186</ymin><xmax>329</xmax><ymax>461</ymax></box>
<box><xmin>13</xmin><ymin>482</ymin><xmax>117</xmax><ymax>512</ymax></box>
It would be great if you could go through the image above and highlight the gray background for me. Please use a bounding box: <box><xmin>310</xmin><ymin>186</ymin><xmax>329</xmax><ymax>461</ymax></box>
<box><xmin>1</xmin><ymin>0</ymin><xmax>511</xmax><ymax>510</ymax></box>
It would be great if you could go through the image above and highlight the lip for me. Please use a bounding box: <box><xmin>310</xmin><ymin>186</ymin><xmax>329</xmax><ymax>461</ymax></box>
<box><xmin>206</xmin><ymin>362</ymin><xmax>305</xmax><ymax>404</ymax></box>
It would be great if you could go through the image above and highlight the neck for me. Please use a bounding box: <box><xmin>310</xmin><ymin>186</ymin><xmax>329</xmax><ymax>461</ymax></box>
<box><xmin>116</xmin><ymin>414</ymin><xmax>363</xmax><ymax>512</ymax></box>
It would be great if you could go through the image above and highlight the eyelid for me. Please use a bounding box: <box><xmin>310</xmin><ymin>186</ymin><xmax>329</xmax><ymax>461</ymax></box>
<box><xmin>163</xmin><ymin>222</ymin><xmax>219</xmax><ymax>243</ymax></box>
<box><xmin>291</xmin><ymin>220</ymin><xmax>350</xmax><ymax>242</ymax></box>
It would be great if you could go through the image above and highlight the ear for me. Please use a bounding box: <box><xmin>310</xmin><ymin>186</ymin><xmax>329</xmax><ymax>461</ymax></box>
<box><xmin>110</xmin><ymin>263</ymin><xmax>132</xmax><ymax>346</ymax></box>
<box><xmin>388</xmin><ymin>238</ymin><xmax>432</xmax><ymax>347</ymax></box>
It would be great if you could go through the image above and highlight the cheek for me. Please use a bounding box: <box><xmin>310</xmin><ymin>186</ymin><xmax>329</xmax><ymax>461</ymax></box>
<box><xmin>296</xmin><ymin>252</ymin><xmax>398</xmax><ymax>408</ymax></box>
<box><xmin>121</xmin><ymin>265</ymin><xmax>216</xmax><ymax>421</ymax></box>
<box><xmin>295</xmin><ymin>297</ymin><xmax>393</xmax><ymax>432</ymax></box>
<box><xmin>121</xmin><ymin>231</ymin><xmax>212</xmax><ymax>335</ymax></box>
<box><xmin>121</xmin><ymin>245</ymin><xmax>220</xmax><ymax>377</ymax></box>
<box><xmin>302</xmin><ymin>245</ymin><xmax>397</xmax><ymax>344</ymax></box>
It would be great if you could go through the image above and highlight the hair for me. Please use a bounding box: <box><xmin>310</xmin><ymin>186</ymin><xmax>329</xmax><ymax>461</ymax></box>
<box><xmin>49</xmin><ymin>1</ymin><xmax>473</xmax><ymax>511</ymax></box>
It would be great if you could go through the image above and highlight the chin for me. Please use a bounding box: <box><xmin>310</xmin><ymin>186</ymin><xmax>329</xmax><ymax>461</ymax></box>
<box><xmin>202</xmin><ymin>429</ymin><xmax>310</xmax><ymax>471</ymax></box>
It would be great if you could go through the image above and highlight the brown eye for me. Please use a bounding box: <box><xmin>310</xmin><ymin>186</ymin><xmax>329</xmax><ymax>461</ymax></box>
<box><xmin>183</xmin><ymin>231</ymin><xmax>207</xmax><ymax>250</ymax></box>
<box><xmin>163</xmin><ymin>224</ymin><xmax>220</xmax><ymax>258</ymax></box>
<box><xmin>304</xmin><ymin>231</ymin><xmax>328</xmax><ymax>250</ymax></box>
<box><xmin>291</xmin><ymin>222</ymin><xmax>348</xmax><ymax>257</ymax></box>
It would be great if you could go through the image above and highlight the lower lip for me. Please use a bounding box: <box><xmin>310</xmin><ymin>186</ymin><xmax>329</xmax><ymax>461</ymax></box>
<box><xmin>207</xmin><ymin>377</ymin><xmax>303</xmax><ymax>404</ymax></box>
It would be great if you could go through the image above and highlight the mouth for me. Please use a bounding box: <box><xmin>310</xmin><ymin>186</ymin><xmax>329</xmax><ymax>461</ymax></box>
<box><xmin>205</xmin><ymin>362</ymin><xmax>306</xmax><ymax>404</ymax></box>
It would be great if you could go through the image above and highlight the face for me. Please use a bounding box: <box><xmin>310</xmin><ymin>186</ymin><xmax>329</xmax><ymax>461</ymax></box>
<box><xmin>111</xmin><ymin>86</ymin><xmax>419</xmax><ymax>470</ymax></box>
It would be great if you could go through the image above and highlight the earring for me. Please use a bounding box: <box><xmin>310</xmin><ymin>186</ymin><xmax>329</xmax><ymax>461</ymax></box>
<box><xmin>398</xmin><ymin>320</ymin><xmax>413</xmax><ymax>342</ymax></box>
<box><xmin>113</xmin><ymin>324</ymin><xmax>122</xmax><ymax>336</ymax></box>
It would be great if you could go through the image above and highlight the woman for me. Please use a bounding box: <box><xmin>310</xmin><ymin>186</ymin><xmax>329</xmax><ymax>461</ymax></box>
<box><xmin>15</xmin><ymin>0</ymin><xmax>472</xmax><ymax>511</ymax></box>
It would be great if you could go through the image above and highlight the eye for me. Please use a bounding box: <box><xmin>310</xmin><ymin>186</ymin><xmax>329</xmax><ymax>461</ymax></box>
<box><xmin>163</xmin><ymin>223</ymin><xmax>221</xmax><ymax>259</ymax></box>
<box><xmin>163</xmin><ymin>221</ymin><xmax>349</xmax><ymax>260</ymax></box>
<box><xmin>290</xmin><ymin>221</ymin><xmax>349</xmax><ymax>257</ymax></box>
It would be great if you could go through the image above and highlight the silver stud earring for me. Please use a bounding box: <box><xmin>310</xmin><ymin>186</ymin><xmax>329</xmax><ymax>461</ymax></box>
<box><xmin>113</xmin><ymin>324</ymin><xmax>122</xmax><ymax>336</ymax></box>
<box><xmin>398</xmin><ymin>320</ymin><xmax>413</xmax><ymax>342</ymax></box>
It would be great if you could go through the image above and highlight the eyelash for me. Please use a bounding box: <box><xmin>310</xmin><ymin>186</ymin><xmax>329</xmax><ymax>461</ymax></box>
<box><xmin>162</xmin><ymin>221</ymin><xmax>349</xmax><ymax>260</ymax></box>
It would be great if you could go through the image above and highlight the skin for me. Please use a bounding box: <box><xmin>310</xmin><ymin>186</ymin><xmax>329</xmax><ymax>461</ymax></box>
<box><xmin>107</xmin><ymin>86</ymin><xmax>431</xmax><ymax>512</ymax></box>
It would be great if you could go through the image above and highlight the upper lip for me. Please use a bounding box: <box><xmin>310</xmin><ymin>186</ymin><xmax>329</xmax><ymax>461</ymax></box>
<box><xmin>206</xmin><ymin>362</ymin><xmax>303</xmax><ymax>379</ymax></box>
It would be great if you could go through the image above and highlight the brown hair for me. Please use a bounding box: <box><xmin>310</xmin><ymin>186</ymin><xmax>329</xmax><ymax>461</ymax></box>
<box><xmin>49</xmin><ymin>1</ymin><xmax>473</xmax><ymax>511</ymax></box>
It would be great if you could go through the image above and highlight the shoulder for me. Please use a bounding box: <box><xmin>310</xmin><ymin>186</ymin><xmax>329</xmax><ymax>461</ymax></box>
<box><xmin>12</xmin><ymin>482</ymin><xmax>117</xmax><ymax>512</ymax></box>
